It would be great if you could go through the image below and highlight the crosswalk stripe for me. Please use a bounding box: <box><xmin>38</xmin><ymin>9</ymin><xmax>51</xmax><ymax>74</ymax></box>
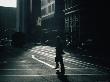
<box><xmin>0</xmin><ymin>74</ymin><xmax>107</xmax><ymax>77</ymax></box>
<box><xmin>0</xmin><ymin>68</ymin><xmax>97</xmax><ymax>71</ymax></box>
<box><xmin>0</xmin><ymin>69</ymin><xmax>33</xmax><ymax>70</ymax></box>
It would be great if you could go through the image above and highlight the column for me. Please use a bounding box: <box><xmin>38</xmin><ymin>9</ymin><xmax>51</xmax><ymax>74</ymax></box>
<box><xmin>16</xmin><ymin>0</ymin><xmax>30</xmax><ymax>33</ymax></box>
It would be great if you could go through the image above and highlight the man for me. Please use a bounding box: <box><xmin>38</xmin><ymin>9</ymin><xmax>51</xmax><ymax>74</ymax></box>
<box><xmin>55</xmin><ymin>36</ymin><xmax>65</xmax><ymax>74</ymax></box>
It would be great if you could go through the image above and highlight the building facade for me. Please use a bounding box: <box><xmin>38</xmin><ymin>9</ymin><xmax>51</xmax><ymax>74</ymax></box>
<box><xmin>41</xmin><ymin>0</ymin><xmax>56</xmax><ymax>43</ymax></box>
<box><xmin>16</xmin><ymin>0</ymin><xmax>41</xmax><ymax>42</ymax></box>
<box><xmin>41</xmin><ymin>0</ymin><xmax>80</xmax><ymax>47</ymax></box>
<box><xmin>41</xmin><ymin>0</ymin><xmax>65</xmax><ymax>44</ymax></box>
<box><xmin>64</xmin><ymin>0</ymin><xmax>97</xmax><ymax>55</ymax></box>
<box><xmin>64</xmin><ymin>0</ymin><xmax>80</xmax><ymax>49</ymax></box>
<box><xmin>41</xmin><ymin>0</ymin><xmax>55</xmax><ymax>18</ymax></box>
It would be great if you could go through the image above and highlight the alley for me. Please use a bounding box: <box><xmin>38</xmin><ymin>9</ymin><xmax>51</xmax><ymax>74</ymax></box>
<box><xmin>0</xmin><ymin>44</ymin><xmax>109</xmax><ymax>82</ymax></box>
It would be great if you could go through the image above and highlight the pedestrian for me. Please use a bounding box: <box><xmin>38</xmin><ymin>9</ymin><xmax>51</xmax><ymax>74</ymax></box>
<box><xmin>55</xmin><ymin>35</ymin><xmax>65</xmax><ymax>74</ymax></box>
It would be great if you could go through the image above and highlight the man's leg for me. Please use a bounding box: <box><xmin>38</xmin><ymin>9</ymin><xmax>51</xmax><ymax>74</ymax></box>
<box><xmin>55</xmin><ymin>61</ymin><xmax>59</xmax><ymax>69</ymax></box>
<box><xmin>60</xmin><ymin>59</ymin><xmax>65</xmax><ymax>74</ymax></box>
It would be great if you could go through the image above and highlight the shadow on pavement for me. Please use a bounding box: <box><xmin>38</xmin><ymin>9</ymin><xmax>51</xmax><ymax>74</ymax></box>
<box><xmin>57</xmin><ymin>73</ymin><xmax>70</xmax><ymax>82</ymax></box>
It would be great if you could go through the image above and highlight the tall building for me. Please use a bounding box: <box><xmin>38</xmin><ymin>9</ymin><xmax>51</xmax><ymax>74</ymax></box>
<box><xmin>41</xmin><ymin>0</ymin><xmax>56</xmax><ymax>43</ymax></box>
<box><xmin>41</xmin><ymin>0</ymin><xmax>65</xmax><ymax>44</ymax></box>
<box><xmin>64</xmin><ymin>0</ymin><xmax>97</xmax><ymax>54</ymax></box>
<box><xmin>41</xmin><ymin>0</ymin><xmax>55</xmax><ymax>18</ymax></box>
<box><xmin>64</xmin><ymin>0</ymin><xmax>80</xmax><ymax>48</ymax></box>
<box><xmin>29</xmin><ymin>0</ymin><xmax>41</xmax><ymax>42</ymax></box>
<box><xmin>16</xmin><ymin>0</ymin><xmax>41</xmax><ymax>42</ymax></box>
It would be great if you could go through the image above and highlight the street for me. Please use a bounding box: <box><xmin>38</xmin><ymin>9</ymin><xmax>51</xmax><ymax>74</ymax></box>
<box><xmin>0</xmin><ymin>45</ymin><xmax>109</xmax><ymax>82</ymax></box>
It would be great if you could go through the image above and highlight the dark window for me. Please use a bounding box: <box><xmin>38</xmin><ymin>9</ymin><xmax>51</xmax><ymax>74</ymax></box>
<box><xmin>42</xmin><ymin>8</ymin><xmax>47</xmax><ymax>16</ymax></box>
<box><xmin>48</xmin><ymin>0</ymin><xmax>51</xmax><ymax>3</ymax></box>
<box><xmin>48</xmin><ymin>5</ymin><xmax>51</xmax><ymax>13</ymax></box>
<box><xmin>52</xmin><ymin>3</ymin><xmax>55</xmax><ymax>12</ymax></box>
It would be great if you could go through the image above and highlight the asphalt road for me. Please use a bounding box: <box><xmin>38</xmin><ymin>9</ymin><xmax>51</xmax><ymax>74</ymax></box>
<box><xmin>0</xmin><ymin>45</ymin><xmax>109</xmax><ymax>82</ymax></box>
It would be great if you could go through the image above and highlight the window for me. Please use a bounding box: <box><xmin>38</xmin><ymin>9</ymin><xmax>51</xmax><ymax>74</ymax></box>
<box><xmin>48</xmin><ymin>5</ymin><xmax>51</xmax><ymax>13</ymax></box>
<box><xmin>48</xmin><ymin>0</ymin><xmax>51</xmax><ymax>3</ymax></box>
<box><xmin>52</xmin><ymin>3</ymin><xmax>55</xmax><ymax>12</ymax></box>
<box><xmin>41</xmin><ymin>0</ymin><xmax>55</xmax><ymax>17</ymax></box>
<box><xmin>42</xmin><ymin>8</ymin><xmax>47</xmax><ymax>16</ymax></box>
<box><xmin>0</xmin><ymin>0</ymin><xmax>17</xmax><ymax>8</ymax></box>
<box><xmin>41</xmin><ymin>0</ymin><xmax>47</xmax><ymax>7</ymax></box>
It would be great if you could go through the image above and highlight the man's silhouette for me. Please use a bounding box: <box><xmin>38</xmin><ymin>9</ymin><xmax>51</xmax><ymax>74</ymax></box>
<box><xmin>55</xmin><ymin>36</ymin><xmax>65</xmax><ymax>74</ymax></box>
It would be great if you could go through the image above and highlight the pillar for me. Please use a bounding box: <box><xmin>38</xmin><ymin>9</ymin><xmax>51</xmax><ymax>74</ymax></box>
<box><xmin>16</xmin><ymin>0</ymin><xmax>30</xmax><ymax>33</ymax></box>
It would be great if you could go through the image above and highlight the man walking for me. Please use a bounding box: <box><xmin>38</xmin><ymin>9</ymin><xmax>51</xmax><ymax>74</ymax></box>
<box><xmin>55</xmin><ymin>36</ymin><xmax>65</xmax><ymax>74</ymax></box>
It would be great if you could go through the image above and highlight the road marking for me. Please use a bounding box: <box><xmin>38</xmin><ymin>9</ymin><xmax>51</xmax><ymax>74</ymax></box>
<box><xmin>0</xmin><ymin>69</ymin><xmax>33</xmax><ymax>71</ymax></box>
<box><xmin>30</xmin><ymin>46</ymin><xmax>94</xmax><ymax>68</ymax></box>
<box><xmin>31</xmin><ymin>49</ymin><xmax>95</xmax><ymax>67</ymax></box>
<box><xmin>65</xmin><ymin>68</ymin><xmax>96</xmax><ymax>70</ymax></box>
<box><xmin>32</xmin><ymin>55</ymin><xmax>71</xmax><ymax>69</ymax></box>
<box><xmin>5</xmin><ymin>61</ymin><xmax>26</xmax><ymax>63</ymax></box>
<box><xmin>32</xmin><ymin>55</ymin><xmax>55</xmax><ymax>68</ymax></box>
<box><xmin>0</xmin><ymin>74</ymin><xmax>107</xmax><ymax>77</ymax></box>
<box><xmin>0</xmin><ymin>68</ymin><xmax>96</xmax><ymax>71</ymax></box>
<box><xmin>31</xmin><ymin>55</ymin><xmax>97</xmax><ymax>70</ymax></box>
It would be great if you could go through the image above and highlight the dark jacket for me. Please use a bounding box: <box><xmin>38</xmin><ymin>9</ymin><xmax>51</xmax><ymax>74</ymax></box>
<box><xmin>56</xmin><ymin>36</ymin><xmax>64</xmax><ymax>56</ymax></box>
